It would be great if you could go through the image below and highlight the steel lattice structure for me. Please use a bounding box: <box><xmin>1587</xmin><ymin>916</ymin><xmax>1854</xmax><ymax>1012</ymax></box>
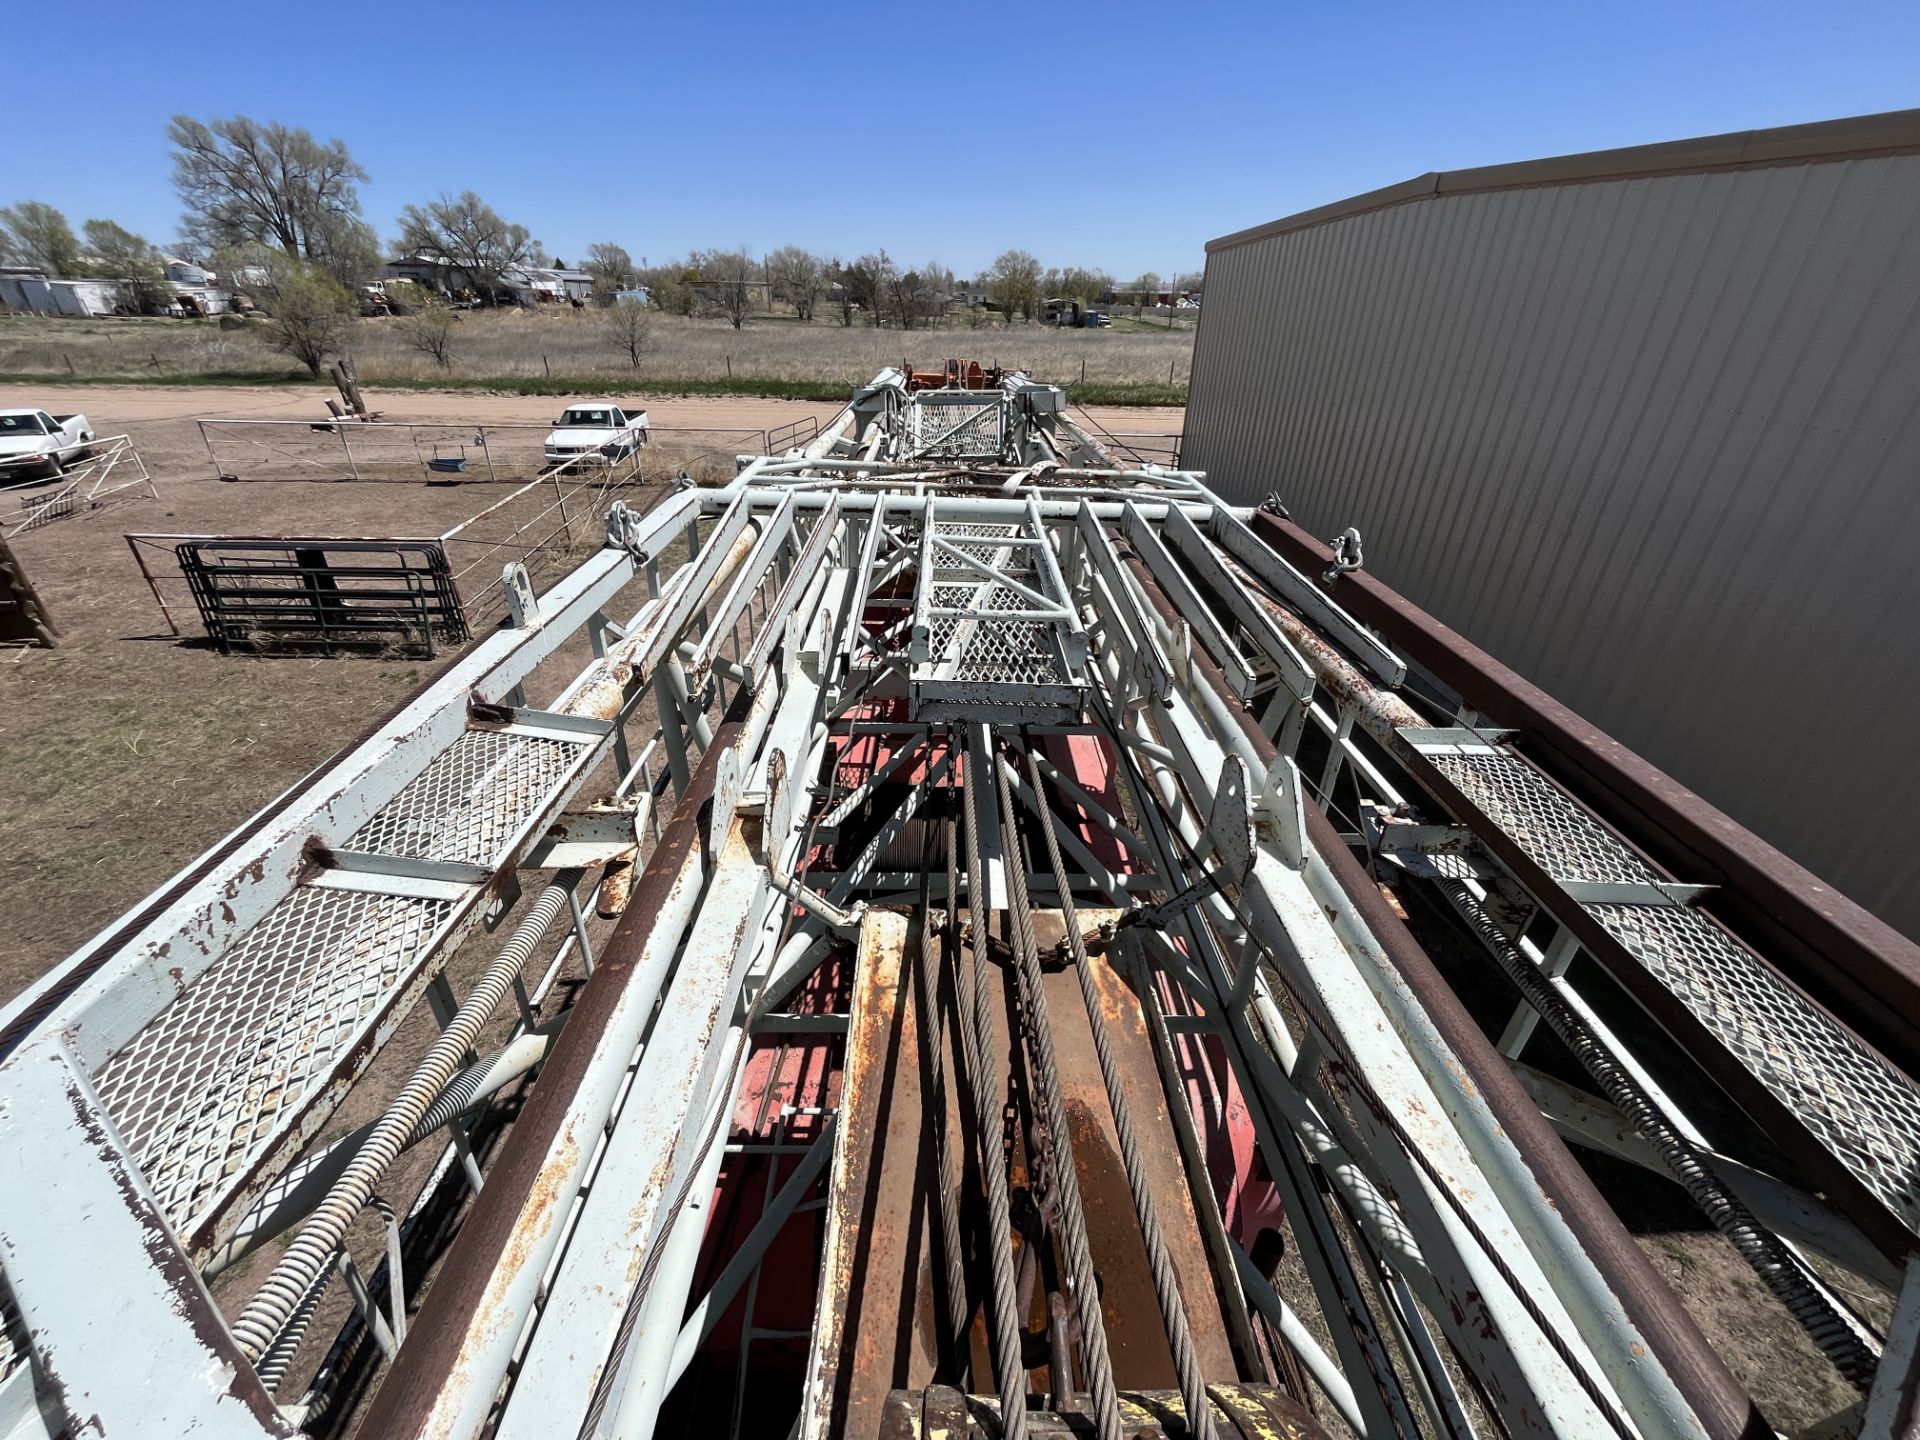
<box><xmin>2</xmin><ymin>366</ymin><xmax>1917</xmax><ymax>1440</ymax></box>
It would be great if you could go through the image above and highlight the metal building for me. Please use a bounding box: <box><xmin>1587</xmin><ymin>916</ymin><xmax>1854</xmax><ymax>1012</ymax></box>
<box><xmin>1183</xmin><ymin>108</ymin><xmax>1920</xmax><ymax>940</ymax></box>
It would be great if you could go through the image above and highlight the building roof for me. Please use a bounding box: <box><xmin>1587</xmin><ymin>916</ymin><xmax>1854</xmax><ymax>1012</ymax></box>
<box><xmin>1208</xmin><ymin>106</ymin><xmax>1920</xmax><ymax>253</ymax></box>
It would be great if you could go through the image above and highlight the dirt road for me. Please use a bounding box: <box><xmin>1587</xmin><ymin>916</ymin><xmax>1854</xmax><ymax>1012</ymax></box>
<box><xmin>0</xmin><ymin>381</ymin><xmax>1184</xmax><ymax>479</ymax></box>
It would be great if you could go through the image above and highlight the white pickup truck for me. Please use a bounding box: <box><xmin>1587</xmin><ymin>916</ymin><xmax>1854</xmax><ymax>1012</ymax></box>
<box><xmin>0</xmin><ymin>408</ymin><xmax>96</xmax><ymax>480</ymax></box>
<box><xmin>543</xmin><ymin>403</ymin><xmax>649</xmax><ymax>468</ymax></box>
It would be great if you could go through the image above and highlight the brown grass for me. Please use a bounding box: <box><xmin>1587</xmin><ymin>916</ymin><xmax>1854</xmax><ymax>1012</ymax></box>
<box><xmin>0</xmin><ymin>310</ymin><xmax>1197</xmax><ymax>389</ymax></box>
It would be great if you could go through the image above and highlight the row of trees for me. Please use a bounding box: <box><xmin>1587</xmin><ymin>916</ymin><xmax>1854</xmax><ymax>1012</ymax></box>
<box><xmin>1</xmin><ymin>113</ymin><xmax>1201</xmax><ymax>374</ymax></box>
<box><xmin>587</xmin><ymin>244</ymin><xmax>1199</xmax><ymax>332</ymax></box>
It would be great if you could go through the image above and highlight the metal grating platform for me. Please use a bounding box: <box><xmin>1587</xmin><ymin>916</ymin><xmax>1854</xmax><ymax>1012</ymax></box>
<box><xmin>92</xmin><ymin>888</ymin><xmax>455</xmax><ymax>1232</ymax></box>
<box><xmin>349</xmin><ymin>729</ymin><xmax>581</xmax><ymax>864</ymax></box>
<box><xmin>1420</xmin><ymin>739</ymin><xmax>1920</xmax><ymax>1232</ymax></box>
<box><xmin>86</xmin><ymin>722</ymin><xmax>602</xmax><ymax>1242</ymax></box>
<box><xmin>907</xmin><ymin>395</ymin><xmax>1005</xmax><ymax>458</ymax></box>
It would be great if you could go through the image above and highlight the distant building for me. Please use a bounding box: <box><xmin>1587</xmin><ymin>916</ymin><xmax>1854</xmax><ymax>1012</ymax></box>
<box><xmin>0</xmin><ymin>272</ymin><xmax>130</xmax><ymax>317</ymax></box>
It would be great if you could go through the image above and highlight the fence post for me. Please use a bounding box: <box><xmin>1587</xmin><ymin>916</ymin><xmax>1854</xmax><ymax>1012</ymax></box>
<box><xmin>552</xmin><ymin>472</ymin><xmax>573</xmax><ymax>548</ymax></box>
<box><xmin>339</xmin><ymin>422</ymin><xmax>361</xmax><ymax>481</ymax></box>
<box><xmin>198</xmin><ymin>420</ymin><xmax>221</xmax><ymax>477</ymax></box>
<box><xmin>478</xmin><ymin>425</ymin><xmax>498</xmax><ymax>482</ymax></box>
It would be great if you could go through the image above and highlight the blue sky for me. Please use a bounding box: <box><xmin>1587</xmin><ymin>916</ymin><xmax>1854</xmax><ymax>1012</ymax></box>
<box><xmin>10</xmin><ymin>0</ymin><xmax>1917</xmax><ymax>279</ymax></box>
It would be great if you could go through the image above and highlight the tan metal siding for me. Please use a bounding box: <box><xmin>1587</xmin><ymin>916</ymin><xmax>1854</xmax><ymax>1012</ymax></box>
<box><xmin>1185</xmin><ymin>153</ymin><xmax>1920</xmax><ymax>938</ymax></box>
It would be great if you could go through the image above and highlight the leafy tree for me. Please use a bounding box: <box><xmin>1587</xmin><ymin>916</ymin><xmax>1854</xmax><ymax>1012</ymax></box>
<box><xmin>82</xmin><ymin>219</ymin><xmax>172</xmax><ymax>314</ymax></box>
<box><xmin>582</xmin><ymin>242</ymin><xmax>637</xmax><ymax>298</ymax></box>
<box><xmin>765</xmin><ymin>245</ymin><xmax>828</xmax><ymax>321</ymax></box>
<box><xmin>602</xmin><ymin>296</ymin><xmax>652</xmax><ymax>368</ymax></box>
<box><xmin>690</xmin><ymin>248</ymin><xmax>757</xmax><ymax>329</ymax></box>
<box><xmin>1130</xmin><ymin>270</ymin><xmax>1162</xmax><ymax>315</ymax></box>
<box><xmin>1056</xmin><ymin>266</ymin><xmax>1107</xmax><ymax>304</ymax></box>
<box><xmin>225</xmin><ymin>247</ymin><xmax>355</xmax><ymax>376</ymax></box>
<box><xmin>0</xmin><ymin>202</ymin><xmax>84</xmax><ymax>277</ymax></box>
<box><xmin>168</xmin><ymin>115</ymin><xmax>378</xmax><ymax>285</ymax></box>
<box><xmin>635</xmin><ymin>261</ymin><xmax>697</xmax><ymax>317</ymax></box>
<box><xmin>397</xmin><ymin>193</ymin><xmax>533</xmax><ymax>306</ymax></box>
<box><xmin>839</xmin><ymin>252</ymin><xmax>892</xmax><ymax>325</ymax></box>
<box><xmin>987</xmin><ymin>249</ymin><xmax>1042</xmax><ymax>323</ymax></box>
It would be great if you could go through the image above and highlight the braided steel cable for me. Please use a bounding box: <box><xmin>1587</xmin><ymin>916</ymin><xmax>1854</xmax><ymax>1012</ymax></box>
<box><xmin>1021</xmin><ymin>745</ymin><xmax>1218</xmax><ymax>1440</ymax></box>
<box><xmin>915</xmin><ymin>798</ymin><xmax>971</xmax><ymax>1379</ymax></box>
<box><xmin>961</xmin><ymin>752</ymin><xmax>1031</xmax><ymax>1440</ymax></box>
<box><xmin>991</xmin><ymin>750</ymin><xmax>1125</xmax><ymax>1440</ymax></box>
<box><xmin>1440</xmin><ymin>880</ymin><xmax>1880</xmax><ymax>1393</ymax></box>
<box><xmin>960</xmin><ymin>756</ymin><xmax>1036</xmax><ymax>1440</ymax></box>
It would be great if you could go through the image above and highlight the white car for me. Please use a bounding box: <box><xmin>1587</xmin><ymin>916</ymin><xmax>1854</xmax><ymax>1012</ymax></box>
<box><xmin>544</xmin><ymin>403</ymin><xmax>649</xmax><ymax>467</ymax></box>
<box><xmin>0</xmin><ymin>408</ymin><xmax>95</xmax><ymax>480</ymax></box>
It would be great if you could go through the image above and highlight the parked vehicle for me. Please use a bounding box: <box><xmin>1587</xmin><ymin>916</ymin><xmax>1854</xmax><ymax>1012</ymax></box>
<box><xmin>0</xmin><ymin>409</ymin><xmax>95</xmax><ymax>480</ymax></box>
<box><xmin>543</xmin><ymin>403</ymin><xmax>650</xmax><ymax>466</ymax></box>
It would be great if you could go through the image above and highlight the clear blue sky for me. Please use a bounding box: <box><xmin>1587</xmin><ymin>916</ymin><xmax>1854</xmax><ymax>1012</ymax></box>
<box><xmin>11</xmin><ymin>0</ymin><xmax>1918</xmax><ymax>280</ymax></box>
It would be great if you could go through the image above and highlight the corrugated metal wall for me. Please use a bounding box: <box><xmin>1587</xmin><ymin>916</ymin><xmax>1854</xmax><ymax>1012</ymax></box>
<box><xmin>1185</xmin><ymin>152</ymin><xmax>1920</xmax><ymax>939</ymax></box>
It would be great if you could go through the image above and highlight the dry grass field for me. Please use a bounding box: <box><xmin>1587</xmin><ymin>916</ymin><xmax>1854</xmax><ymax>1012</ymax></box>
<box><xmin>0</xmin><ymin>310</ymin><xmax>1198</xmax><ymax>398</ymax></box>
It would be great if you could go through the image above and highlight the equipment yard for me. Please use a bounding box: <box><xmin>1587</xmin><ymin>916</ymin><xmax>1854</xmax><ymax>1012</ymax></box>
<box><xmin>1</xmin><ymin>362</ymin><xmax>1913</xmax><ymax>1440</ymax></box>
<box><xmin>0</xmin><ymin>382</ymin><xmax>1178</xmax><ymax>993</ymax></box>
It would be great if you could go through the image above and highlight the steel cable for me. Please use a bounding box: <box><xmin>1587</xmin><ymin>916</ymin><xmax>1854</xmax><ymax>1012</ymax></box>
<box><xmin>992</xmin><ymin>751</ymin><xmax>1125</xmax><ymax>1440</ymax></box>
<box><xmin>1021</xmin><ymin>745</ymin><xmax>1218</xmax><ymax>1440</ymax></box>
<box><xmin>915</xmin><ymin>796</ymin><xmax>972</xmax><ymax>1379</ymax></box>
<box><xmin>1439</xmin><ymin>880</ymin><xmax>1880</xmax><ymax>1393</ymax></box>
<box><xmin>961</xmin><ymin>754</ymin><xmax>1032</xmax><ymax>1440</ymax></box>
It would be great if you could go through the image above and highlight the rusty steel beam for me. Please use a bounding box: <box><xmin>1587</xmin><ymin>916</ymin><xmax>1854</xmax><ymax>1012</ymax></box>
<box><xmin>1250</xmin><ymin>511</ymin><xmax>1920</xmax><ymax>1065</ymax></box>
<box><xmin>1124</xmin><ymin>551</ymin><xmax>1770</xmax><ymax>1440</ymax></box>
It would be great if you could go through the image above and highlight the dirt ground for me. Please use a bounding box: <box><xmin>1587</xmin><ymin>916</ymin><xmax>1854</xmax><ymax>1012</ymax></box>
<box><xmin>0</xmin><ymin>381</ymin><xmax>1183</xmax><ymax>1001</ymax></box>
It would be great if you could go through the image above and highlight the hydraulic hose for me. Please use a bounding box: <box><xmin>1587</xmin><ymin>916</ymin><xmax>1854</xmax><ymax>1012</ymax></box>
<box><xmin>231</xmin><ymin>870</ymin><xmax>585</xmax><ymax>1363</ymax></box>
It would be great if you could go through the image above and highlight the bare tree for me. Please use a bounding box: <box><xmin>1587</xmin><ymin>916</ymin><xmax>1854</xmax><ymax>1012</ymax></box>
<box><xmin>1131</xmin><ymin>270</ymin><xmax>1162</xmax><ymax>316</ymax></box>
<box><xmin>827</xmin><ymin>257</ymin><xmax>859</xmax><ymax>326</ymax></box>
<box><xmin>582</xmin><ymin>242</ymin><xmax>637</xmax><ymax>299</ymax></box>
<box><xmin>397</xmin><ymin>193</ymin><xmax>534</xmax><ymax>306</ymax></box>
<box><xmin>0</xmin><ymin>202</ymin><xmax>83</xmax><ymax>277</ymax></box>
<box><xmin>601</xmin><ymin>297</ymin><xmax>652</xmax><ymax>368</ymax></box>
<box><xmin>765</xmin><ymin>245</ymin><xmax>828</xmax><ymax>321</ymax></box>
<box><xmin>987</xmin><ymin>249</ymin><xmax>1042</xmax><ymax>323</ymax></box>
<box><xmin>886</xmin><ymin>263</ymin><xmax>952</xmax><ymax>331</ymax></box>
<box><xmin>398</xmin><ymin>296</ymin><xmax>456</xmax><ymax>369</ymax></box>
<box><xmin>168</xmin><ymin>115</ymin><xmax>378</xmax><ymax>285</ymax></box>
<box><xmin>691</xmin><ymin>248</ymin><xmax>757</xmax><ymax>329</ymax></box>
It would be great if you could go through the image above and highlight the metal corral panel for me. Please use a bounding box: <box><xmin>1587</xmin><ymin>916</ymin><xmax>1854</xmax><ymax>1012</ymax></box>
<box><xmin>1184</xmin><ymin>110</ymin><xmax>1920</xmax><ymax>939</ymax></box>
